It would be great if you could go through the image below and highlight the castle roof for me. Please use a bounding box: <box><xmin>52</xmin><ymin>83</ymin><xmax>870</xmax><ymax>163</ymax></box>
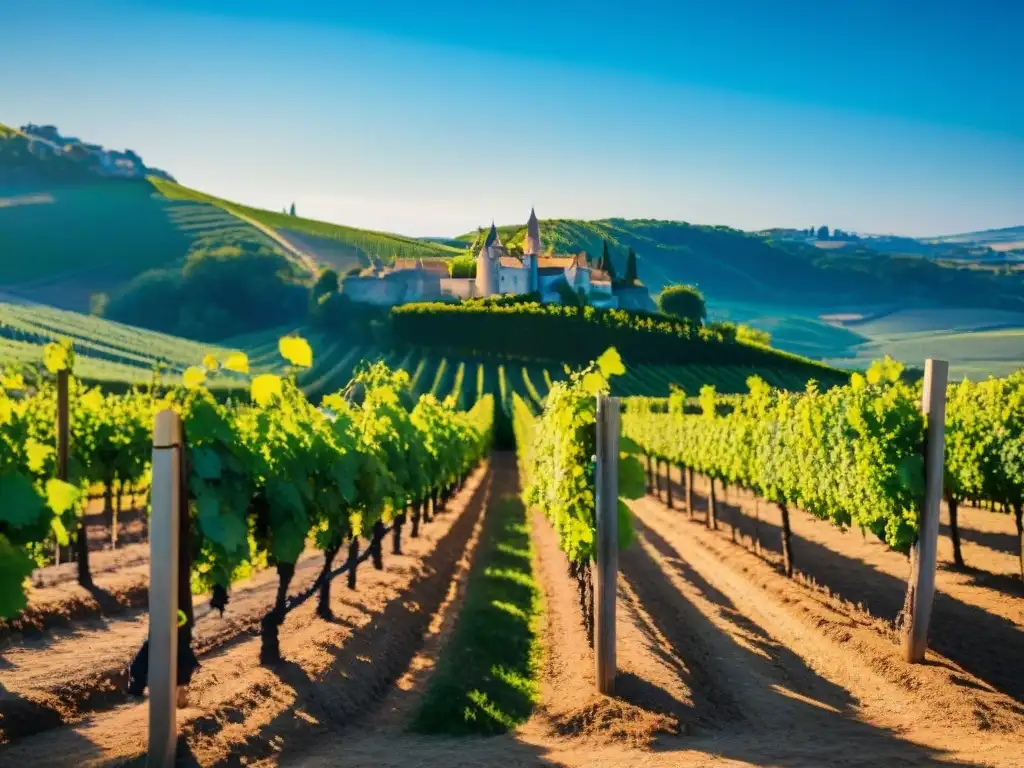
<box><xmin>484</xmin><ymin>222</ymin><xmax>501</xmax><ymax>248</ymax></box>
<box><xmin>525</xmin><ymin>207</ymin><xmax>541</xmax><ymax>254</ymax></box>
<box><xmin>394</xmin><ymin>258</ymin><xmax>449</xmax><ymax>275</ymax></box>
<box><xmin>536</xmin><ymin>253</ymin><xmax>589</xmax><ymax>269</ymax></box>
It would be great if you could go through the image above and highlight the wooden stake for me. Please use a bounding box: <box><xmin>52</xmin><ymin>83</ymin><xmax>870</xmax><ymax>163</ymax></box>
<box><xmin>686</xmin><ymin>468</ymin><xmax>694</xmax><ymax>519</ymax></box>
<box><xmin>594</xmin><ymin>395</ymin><xmax>619</xmax><ymax>695</ymax></box>
<box><xmin>54</xmin><ymin>370</ymin><xmax>70</xmax><ymax>566</ymax></box>
<box><xmin>902</xmin><ymin>359</ymin><xmax>948</xmax><ymax>664</ymax></box>
<box><xmin>148</xmin><ymin>410</ymin><xmax>182</xmax><ymax>767</ymax></box>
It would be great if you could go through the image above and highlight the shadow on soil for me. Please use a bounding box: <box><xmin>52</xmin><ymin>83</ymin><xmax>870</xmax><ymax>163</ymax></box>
<box><xmin>174</xmin><ymin>457</ymin><xmax>555</xmax><ymax>766</ymax></box>
<box><xmin>667</xmin><ymin>480</ymin><xmax>1024</xmax><ymax>707</ymax></box>
<box><xmin>621</xmin><ymin>513</ymin><xmax>989</xmax><ymax>766</ymax></box>
<box><xmin>939</xmin><ymin>519</ymin><xmax>1021</xmax><ymax>558</ymax></box>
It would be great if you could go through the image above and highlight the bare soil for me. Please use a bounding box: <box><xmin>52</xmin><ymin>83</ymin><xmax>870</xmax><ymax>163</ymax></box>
<box><xmin>283</xmin><ymin>460</ymin><xmax>1024</xmax><ymax>767</ymax></box>
<box><xmin>0</xmin><ymin>461</ymin><xmax>492</xmax><ymax>761</ymax></box>
<box><xmin>661</xmin><ymin>470</ymin><xmax>1024</xmax><ymax>703</ymax></box>
<box><xmin>4</xmin><ymin>457</ymin><xmax>1024</xmax><ymax>767</ymax></box>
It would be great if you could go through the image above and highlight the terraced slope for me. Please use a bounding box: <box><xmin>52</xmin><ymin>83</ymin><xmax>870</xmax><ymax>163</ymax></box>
<box><xmin>0</xmin><ymin>302</ymin><xmax>282</xmax><ymax>386</ymax></box>
<box><xmin>151</xmin><ymin>179</ymin><xmax>464</xmax><ymax>266</ymax></box>
<box><xmin>0</xmin><ymin>298</ymin><xmax>845</xmax><ymax>398</ymax></box>
<box><xmin>0</xmin><ymin>179</ymin><xmax>289</xmax><ymax>312</ymax></box>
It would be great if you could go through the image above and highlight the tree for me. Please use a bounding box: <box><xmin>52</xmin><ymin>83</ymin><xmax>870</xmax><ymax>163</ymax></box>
<box><xmin>737</xmin><ymin>323</ymin><xmax>771</xmax><ymax>346</ymax></box>
<box><xmin>624</xmin><ymin>247</ymin><xmax>638</xmax><ymax>285</ymax></box>
<box><xmin>658</xmin><ymin>284</ymin><xmax>706</xmax><ymax>325</ymax></box>
<box><xmin>817</xmin><ymin>225</ymin><xmax>829</xmax><ymax>240</ymax></box>
<box><xmin>290</xmin><ymin>202</ymin><xmax>297</xmax><ymax>217</ymax></box>
<box><xmin>89</xmin><ymin>292</ymin><xmax>109</xmax><ymax>317</ymax></box>
<box><xmin>448</xmin><ymin>253</ymin><xmax>476</xmax><ymax>279</ymax></box>
<box><xmin>312</xmin><ymin>268</ymin><xmax>339</xmax><ymax>303</ymax></box>
<box><xmin>599</xmin><ymin>240</ymin><xmax>617</xmax><ymax>281</ymax></box>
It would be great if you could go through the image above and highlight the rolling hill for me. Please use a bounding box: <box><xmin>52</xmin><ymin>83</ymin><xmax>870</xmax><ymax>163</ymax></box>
<box><xmin>460</xmin><ymin>218</ymin><xmax>1024</xmax><ymax>310</ymax></box>
<box><xmin>3</xmin><ymin>120</ymin><xmax>1020</xmax><ymax>380</ymax></box>
<box><xmin>458</xmin><ymin>218</ymin><xmax>1024</xmax><ymax>378</ymax></box>
<box><xmin>0</xmin><ymin>121</ymin><xmax>465</xmax><ymax>312</ymax></box>
<box><xmin>929</xmin><ymin>225</ymin><xmax>1024</xmax><ymax>253</ymax></box>
<box><xmin>151</xmin><ymin>179</ymin><xmax>463</xmax><ymax>267</ymax></box>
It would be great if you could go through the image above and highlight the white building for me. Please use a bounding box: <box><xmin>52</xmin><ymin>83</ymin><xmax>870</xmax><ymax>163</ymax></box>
<box><xmin>472</xmin><ymin>209</ymin><xmax>618</xmax><ymax>307</ymax></box>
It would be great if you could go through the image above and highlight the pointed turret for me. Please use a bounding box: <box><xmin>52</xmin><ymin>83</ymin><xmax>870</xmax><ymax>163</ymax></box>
<box><xmin>524</xmin><ymin>208</ymin><xmax>541</xmax><ymax>256</ymax></box>
<box><xmin>484</xmin><ymin>221</ymin><xmax>501</xmax><ymax>248</ymax></box>
<box><xmin>477</xmin><ymin>221</ymin><xmax>501</xmax><ymax>297</ymax></box>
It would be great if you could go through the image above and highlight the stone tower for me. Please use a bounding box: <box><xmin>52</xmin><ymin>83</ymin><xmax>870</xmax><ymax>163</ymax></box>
<box><xmin>475</xmin><ymin>222</ymin><xmax>501</xmax><ymax>297</ymax></box>
<box><xmin>522</xmin><ymin>207</ymin><xmax>541</xmax><ymax>293</ymax></box>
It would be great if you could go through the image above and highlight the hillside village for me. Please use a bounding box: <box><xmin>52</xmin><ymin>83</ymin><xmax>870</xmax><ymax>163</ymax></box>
<box><xmin>0</xmin><ymin>123</ymin><xmax>175</xmax><ymax>183</ymax></box>
<box><xmin>341</xmin><ymin>208</ymin><xmax>655</xmax><ymax>310</ymax></box>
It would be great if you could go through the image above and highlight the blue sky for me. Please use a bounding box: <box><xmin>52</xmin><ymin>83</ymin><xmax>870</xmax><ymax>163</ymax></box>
<box><xmin>2</xmin><ymin>0</ymin><xmax>1022</xmax><ymax>237</ymax></box>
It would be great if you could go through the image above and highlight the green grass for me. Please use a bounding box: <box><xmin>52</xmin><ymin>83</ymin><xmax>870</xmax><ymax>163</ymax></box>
<box><xmin>0</xmin><ymin>179</ymin><xmax>289</xmax><ymax>312</ymax></box>
<box><xmin>411</xmin><ymin>496</ymin><xmax>542</xmax><ymax>735</ymax></box>
<box><xmin>826</xmin><ymin>328</ymin><xmax>1024</xmax><ymax>380</ymax></box>
<box><xmin>151</xmin><ymin>178</ymin><xmax>464</xmax><ymax>264</ymax></box>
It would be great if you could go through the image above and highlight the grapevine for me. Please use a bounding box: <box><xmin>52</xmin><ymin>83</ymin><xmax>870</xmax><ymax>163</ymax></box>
<box><xmin>623</xmin><ymin>357</ymin><xmax>926</xmax><ymax>579</ymax></box>
<box><xmin>0</xmin><ymin>337</ymin><xmax>495</xmax><ymax>679</ymax></box>
<box><xmin>513</xmin><ymin>347</ymin><xmax>644</xmax><ymax>642</ymax></box>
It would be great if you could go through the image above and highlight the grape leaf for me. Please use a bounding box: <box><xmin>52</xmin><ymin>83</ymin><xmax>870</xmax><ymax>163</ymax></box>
<box><xmin>617</xmin><ymin>455</ymin><xmax>646</xmax><ymax>500</ymax></box>
<box><xmin>0</xmin><ymin>472</ymin><xmax>47</xmax><ymax>528</ymax></box>
<box><xmin>192</xmin><ymin>447</ymin><xmax>223</xmax><ymax>481</ymax></box>
<box><xmin>0</xmin><ymin>534</ymin><xmax>33</xmax><ymax>619</ymax></box>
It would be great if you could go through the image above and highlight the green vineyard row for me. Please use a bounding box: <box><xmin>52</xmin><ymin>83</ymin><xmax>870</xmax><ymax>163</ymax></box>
<box><xmin>622</xmin><ymin>359</ymin><xmax>1024</xmax><ymax>573</ymax></box>
<box><xmin>0</xmin><ymin>337</ymin><xmax>494</xmax><ymax>629</ymax></box>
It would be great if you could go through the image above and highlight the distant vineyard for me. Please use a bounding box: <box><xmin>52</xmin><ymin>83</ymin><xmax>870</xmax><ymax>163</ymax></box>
<box><xmin>150</xmin><ymin>178</ymin><xmax>464</xmax><ymax>264</ymax></box>
<box><xmin>0</xmin><ymin>302</ymin><xmax>833</xmax><ymax>408</ymax></box>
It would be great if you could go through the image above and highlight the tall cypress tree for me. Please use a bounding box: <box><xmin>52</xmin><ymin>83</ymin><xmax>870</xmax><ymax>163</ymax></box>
<box><xmin>600</xmin><ymin>240</ymin><xmax>617</xmax><ymax>282</ymax></box>
<box><xmin>290</xmin><ymin>202</ymin><xmax>297</xmax><ymax>216</ymax></box>
<box><xmin>625</xmin><ymin>247</ymin><xmax>638</xmax><ymax>284</ymax></box>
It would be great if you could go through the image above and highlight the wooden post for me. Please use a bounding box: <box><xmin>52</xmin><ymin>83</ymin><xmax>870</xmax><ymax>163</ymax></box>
<box><xmin>686</xmin><ymin>468</ymin><xmax>694</xmax><ymax>519</ymax></box>
<box><xmin>902</xmin><ymin>359</ymin><xmax>948</xmax><ymax>664</ymax></box>
<box><xmin>54</xmin><ymin>370</ymin><xmax>70</xmax><ymax>567</ymax></box>
<box><xmin>594</xmin><ymin>395</ymin><xmax>619</xmax><ymax>695</ymax></box>
<box><xmin>148</xmin><ymin>410</ymin><xmax>182</xmax><ymax>767</ymax></box>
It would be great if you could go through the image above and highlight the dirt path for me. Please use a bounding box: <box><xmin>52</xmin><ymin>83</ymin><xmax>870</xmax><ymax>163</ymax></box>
<box><xmin>3</xmin><ymin>542</ymin><xmax>328</xmax><ymax>742</ymax></box>
<box><xmin>625</xmin><ymin>494</ymin><xmax>1024</xmax><ymax>765</ymax></box>
<box><xmin>664</xmin><ymin>470</ymin><xmax>1024</xmax><ymax>704</ymax></box>
<box><xmin>282</xmin><ymin>459</ymin><xmax>1024</xmax><ymax>767</ymax></box>
<box><xmin>8</xmin><ymin>455</ymin><xmax>1024</xmax><ymax>767</ymax></box>
<box><xmin>0</xmin><ymin>462</ymin><xmax>492</xmax><ymax>764</ymax></box>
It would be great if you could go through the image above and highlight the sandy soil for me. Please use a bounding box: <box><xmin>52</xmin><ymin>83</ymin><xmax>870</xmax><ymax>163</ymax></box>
<box><xmin>659</xmin><ymin>470</ymin><xmax>1024</xmax><ymax>704</ymax></box>
<box><xmin>0</xmin><ymin>461</ymin><xmax>492</xmax><ymax>760</ymax></box>
<box><xmin>5</xmin><ymin>457</ymin><xmax>1024</xmax><ymax>767</ymax></box>
<box><xmin>282</xmin><ymin>461</ymin><xmax>1024</xmax><ymax>767</ymax></box>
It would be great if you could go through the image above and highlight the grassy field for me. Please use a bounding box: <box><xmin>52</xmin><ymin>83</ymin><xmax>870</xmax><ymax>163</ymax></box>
<box><xmin>150</xmin><ymin>178</ymin><xmax>463</xmax><ymax>265</ymax></box>
<box><xmin>0</xmin><ymin>179</ymin><xmax>289</xmax><ymax>312</ymax></box>
<box><xmin>704</xmin><ymin>301</ymin><xmax>1024</xmax><ymax>379</ymax></box>
<box><xmin>411</xmin><ymin>496</ymin><xmax>542</xmax><ymax>735</ymax></box>
<box><xmin>825</xmin><ymin>328</ymin><xmax>1024</xmax><ymax>380</ymax></box>
<box><xmin>0</xmin><ymin>181</ymin><xmax>191</xmax><ymax>288</ymax></box>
